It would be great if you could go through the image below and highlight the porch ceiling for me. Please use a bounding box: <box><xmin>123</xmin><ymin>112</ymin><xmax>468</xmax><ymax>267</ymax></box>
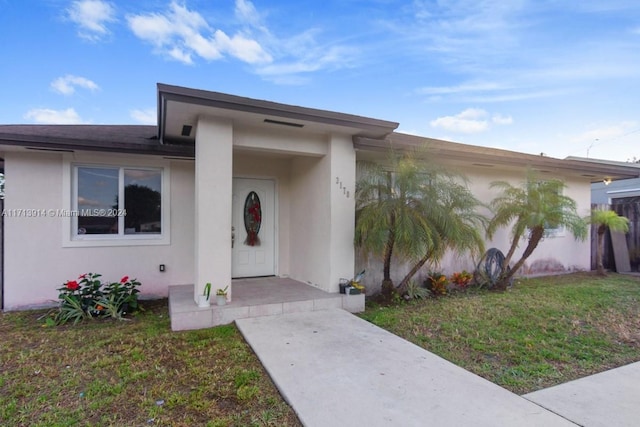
<box><xmin>158</xmin><ymin>83</ymin><xmax>399</xmax><ymax>145</ymax></box>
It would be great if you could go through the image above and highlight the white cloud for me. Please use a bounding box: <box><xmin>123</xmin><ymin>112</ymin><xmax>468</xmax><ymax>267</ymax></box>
<box><xmin>570</xmin><ymin>121</ymin><xmax>639</xmax><ymax>145</ymax></box>
<box><xmin>492</xmin><ymin>114</ymin><xmax>513</xmax><ymax>125</ymax></box>
<box><xmin>235</xmin><ymin>0</ymin><xmax>263</xmax><ymax>29</ymax></box>
<box><xmin>24</xmin><ymin>108</ymin><xmax>87</xmax><ymax>124</ymax></box>
<box><xmin>418</xmin><ymin>82</ymin><xmax>507</xmax><ymax>96</ymax></box>
<box><xmin>127</xmin><ymin>1</ymin><xmax>271</xmax><ymax>65</ymax></box>
<box><xmin>256</xmin><ymin>44</ymin><xmax>356</xmax><ymax>84</ymax></box>
<box><xmin>67</xmin><ymin>0</ymin><xmax>117</xmax><ymax>41</ymax></box>
<box><xmin>126</xmin><ymin>1</ymin><xmax>353</xmax><ymax>84</ymax></box>
<box><xmin>215</xmin><ymin>30</ymin><xmax>272</xmax><ymax>64</ymax></box>
<box><xmin>130</xmin><ymin>108</ymin><xmax>156</xmax><ymax>125</ymax></box>
<box><xmin>51</xmin><ymin>75</ymin><xmax>99</xmax><ymax>95</ymax></box>
<box><xmin>416</xmin><ymin>79</ymin><xmax>565</xmax><ymax>103</ymax></box>
<box><xmin>430</xmin><ymin>108</ymin><xmax>512</xmax><ymax>133</ymax></box>
<box><xmin>431</xmin><ymin>108</ymin><xmax>489</xmax><ymax>133</ymax></box>
<box><xmin>563</xmin><ymin>121</ymin><xmax>640</xmax><ymax>160</ymax></box>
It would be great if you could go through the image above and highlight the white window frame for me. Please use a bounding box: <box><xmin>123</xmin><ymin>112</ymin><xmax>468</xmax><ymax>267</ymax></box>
<box><xmin>62</xmin><ymin>156</ymin><xmax>171</xmax><ymax>247</ymax></box>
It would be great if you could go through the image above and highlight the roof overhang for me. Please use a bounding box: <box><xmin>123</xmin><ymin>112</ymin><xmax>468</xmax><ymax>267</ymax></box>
<box><xmin>354</xmin><ymin>133</ymin><xmax>640</xmax><ymax>183</ymax></box>
<box><xmin>157</xmin><ymin>83</ymin><xmax>399</xmax><ymax>144</ymax></box>
<box><xmin>0</xmin><ymin>125</ymin><xmax>194</xmax><ymax>158</ymax></box>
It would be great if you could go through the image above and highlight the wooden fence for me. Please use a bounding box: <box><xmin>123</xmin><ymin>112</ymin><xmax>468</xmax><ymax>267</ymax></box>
<box><xmin>612</xmin><ymin>197</ymin><xmax>640</xmax><ymax>271</ymax></box>
<box><xmin>592</xmin><ymin>199</ymin><xmax>640</xmax><ymax>272</ymax></box>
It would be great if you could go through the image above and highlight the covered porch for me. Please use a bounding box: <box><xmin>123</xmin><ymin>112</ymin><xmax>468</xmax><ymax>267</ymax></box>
<box><xmin>169</xmin><ymin>277</ymin><xmax>365</xmax><ymax>331</ymax></box>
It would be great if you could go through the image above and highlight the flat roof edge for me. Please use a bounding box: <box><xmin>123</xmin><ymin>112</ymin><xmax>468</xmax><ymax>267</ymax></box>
<box><xmin>157</xmin><ymin>83</ymin><xmax>399</xmax><ymax>133</ymax></box>
<box><xmin>354</xmin><ymin>134</ymin><xmax>640</xmax><ymax>181</ymax></box>
<box><xmin>0</xmin><ymin>135</ymin><xmax>194</xmax><ymax>157</ymax></box>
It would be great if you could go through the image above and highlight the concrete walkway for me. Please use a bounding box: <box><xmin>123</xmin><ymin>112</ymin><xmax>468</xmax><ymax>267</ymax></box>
<box><xmin>524</xmin><ymin>361</ymin><xmax>640</xmax><ymax>427</ymax></box>
<box><xmin>236</xmin><ymin>309</ymin><xmax>576</xmax><ymax>426</ymax></box>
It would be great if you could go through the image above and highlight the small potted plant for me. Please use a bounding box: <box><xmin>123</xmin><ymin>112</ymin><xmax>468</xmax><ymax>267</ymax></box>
<box><xmin>215</xmin><ymin>286</ymin><xmax>228</xmax><ymax>306</ymax></box>
<box><xmin>197</xmin><ymin>282</ymin><xmax>212</xmax><ymax>308</ymax></box>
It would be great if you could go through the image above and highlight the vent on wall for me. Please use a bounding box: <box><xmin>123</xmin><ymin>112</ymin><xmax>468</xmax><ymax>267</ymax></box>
<box><xmin>264</xmin><ymin>119</ymin><xmax>304</xmax><ymax>128</ymax></box>
<box><xmin>181</xmin><ymin>125</ymin><xmax>193</xmax><ymax>137</ymax></box>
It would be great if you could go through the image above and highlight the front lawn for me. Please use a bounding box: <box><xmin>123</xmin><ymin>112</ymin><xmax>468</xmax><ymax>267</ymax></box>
<box><xmin>3</xmin><ymin>273</ymin><xmax>639</xmax><ymax>425</ymax></box>
<box><xmin>360</xmin><ymin>272</ymin><xmax>640</xmax><ymax>394</ymax></box>
<box><xmin>0</xmin><ymin>300</ymin><xmax>300</xmax><ymax>427</ymax></box>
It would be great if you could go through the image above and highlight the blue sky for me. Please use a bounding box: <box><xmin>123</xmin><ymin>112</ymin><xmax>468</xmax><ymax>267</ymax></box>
<box><xmin>2</xmin><ymin>0</ymin><xmax>640</xmax><ymax>161</ymax></box>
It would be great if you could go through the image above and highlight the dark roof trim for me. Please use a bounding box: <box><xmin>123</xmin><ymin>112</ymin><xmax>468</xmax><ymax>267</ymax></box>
<box><xmin>0</xmin><ymin>126</ymin><xmax>194</xmax><ymax>158</ymax></box>
<box><xmin>157</xmin><ymin>83</ymin><xmax>399</xmax><ymax>143</ymax></box>
<box><xmin>354</xmin><ymin>133</ymin><xmax>640</xmax><ymax>182</ymax></box>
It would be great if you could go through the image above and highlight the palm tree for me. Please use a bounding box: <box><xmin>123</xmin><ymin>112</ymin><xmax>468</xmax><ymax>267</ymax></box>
<box><xmin>355</xmin><ymin>149</ymin><xmax>486</xmax><ymax>295</ymax></box>
<box><xmin>590</xmin><ymin>208</ymin><xmax>629</xmax><ymax>275</ymax></box>
<box><xmin>486</xmin><ymin>172</ymin><xmax>587</xmax><ymax>290</ymax></box>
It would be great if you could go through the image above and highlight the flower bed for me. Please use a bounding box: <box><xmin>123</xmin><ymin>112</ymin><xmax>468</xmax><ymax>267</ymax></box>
<box><xmin>54</xmin><ymin>273</ymin><xmax>141</xmax><ymax>325</ymax></box>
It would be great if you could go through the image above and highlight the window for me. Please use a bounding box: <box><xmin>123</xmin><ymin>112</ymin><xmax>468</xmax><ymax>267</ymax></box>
<box><xmin>73</xmin><ymin>165</ymin><xmax>163</xmax><ymax>239</ymax></box>
<box><xmin>529</xmin><ymin>179</ymin><xmax>565</xmax><ymax>238</ymax></box>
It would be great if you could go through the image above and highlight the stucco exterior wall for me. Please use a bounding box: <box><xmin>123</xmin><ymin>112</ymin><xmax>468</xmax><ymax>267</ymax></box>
<box><xmin>357</xmin><ymin>165</ymin><xmax>593</xmax><ymax>294</ymax></box>
<box><xmin>3</xmin><ymin>151</ymin><xmax>195</xmax><ymax>310</ymax></box>
<box><xmin>232</xmin><ymin>130</ymin><xmax>356</xmax><ymax>293</ymax></box>
<box><xmin>233</xmin><ymin>152</ymin><xmax>292</xmax><ymax>277</ymax></box>
<box><xmin>194</xmin><ymin>117</ymin><xmax>233</xmax><ymax>300</ymax></box>
<box><xmin>289</xmin><ymin>154</ymin><xmax>331</xmax><ymax>290</ymax></box>
<box><xmin>234</xmin><ymin>126</ymin><xmax>327</xmax><ymax>156</ymax></box>
<box><xmin>327</xmin><ymin>134</ymin><xmax>357</xmax><ymax>290</ymax></box>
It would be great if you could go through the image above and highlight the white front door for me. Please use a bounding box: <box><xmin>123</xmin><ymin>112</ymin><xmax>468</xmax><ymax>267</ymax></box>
<box><xmin>232</xmin><ymin>178</ymin><xmax>276</xmax><ymax>278</ymax></box>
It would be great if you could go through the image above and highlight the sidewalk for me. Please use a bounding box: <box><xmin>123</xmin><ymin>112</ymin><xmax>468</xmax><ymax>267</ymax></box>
<box><xmin>236</xmin><ymin>309</ymin><xmax>576</xmax><ymax>426</ymax></box>
<box><xmin>524</xmin><ymin>361</ymin><xmax>640</xmax><ymax>427</ymax></box>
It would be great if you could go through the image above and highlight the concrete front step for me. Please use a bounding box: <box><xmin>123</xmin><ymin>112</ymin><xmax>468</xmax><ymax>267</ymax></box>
<box><xmin>168</xmin><ymin>279</ymin><xmax>365</xmax><ymax>331</ymax></box>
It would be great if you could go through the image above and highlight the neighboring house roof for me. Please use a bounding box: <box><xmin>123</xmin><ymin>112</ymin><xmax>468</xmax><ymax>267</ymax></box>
<box><xmin>573</xmin><ymin>158</ymin><xmax>640</xmax><ymax>203</ymax></box>
<box><xmin>592</xmin><ymin>178</ymin><xmax>640</xmax><ymax>204</ymax></box>
<box><xmin>566</xmin><ymin>156</ymin><xmax>640</xmax><ymax>169</ymax></box>
<box><xmin>355</xmin><ymin>133</ymin><xmax>640</xmax><ymax>183</ymax></box>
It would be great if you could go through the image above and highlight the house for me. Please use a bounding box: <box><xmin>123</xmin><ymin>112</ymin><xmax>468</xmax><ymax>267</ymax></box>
<box><xmin>568</xmin><ymin>157</ymin><xmax>640</xmax><ymax>272</ymax></box>
<box><xmin>357</xmin><ymin>136</ymin><xmax>640</xmax><ymax>285</ymax></box>
<box><xmin>1</xmin><ymin>83</ymin><xmax>639</xmax><ymax>325</ymax></box>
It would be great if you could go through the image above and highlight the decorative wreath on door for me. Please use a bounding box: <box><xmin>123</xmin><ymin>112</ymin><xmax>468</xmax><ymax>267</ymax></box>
<box><xmin>243</xmin><ymin>191</ymin><xmax>262</xmax><ymax>246</ymax></box>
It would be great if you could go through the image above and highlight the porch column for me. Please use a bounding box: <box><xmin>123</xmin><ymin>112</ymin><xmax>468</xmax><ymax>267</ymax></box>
<box><xmin>328</xmin><ymin>134</ymin><xmax>356</xmax><ymax>291</ymax></box>
<box><xmin>194</xmin><ymin>117</ymin><xmax>233</xmax><ymax>303</ymax></box>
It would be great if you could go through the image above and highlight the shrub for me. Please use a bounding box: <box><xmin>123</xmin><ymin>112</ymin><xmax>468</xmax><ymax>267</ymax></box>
<box><xmin>425</xmin><ymin>272</ymin><xmax>448</xmax><ymax>296</ymax></box>
<box><xmin>54</xmin><ymin>273</ymin><xmax>141</xmax><ymax>325</ymax></box>
<box><xmin>450</xmin><ymin>271</ymin><xmax>473</xmax><ymax>288</ymax></box>
<box><xmin>404</xmin><ymin>280</ymin><xmax>430</xmax><ymax>300</ymax></box>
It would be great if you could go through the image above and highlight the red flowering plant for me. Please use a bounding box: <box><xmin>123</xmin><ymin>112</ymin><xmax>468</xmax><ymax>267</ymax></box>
<box><xmin>54</xmin><ymin>273</ymin><xmax>141</xmax><ymax>324</ymax></box>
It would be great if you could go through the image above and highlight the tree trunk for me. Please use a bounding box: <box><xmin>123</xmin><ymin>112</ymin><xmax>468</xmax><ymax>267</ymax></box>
<box><xmin>502</xmin><ymin>229</ymin><xmax>523</xmax><ymax>271</ymax></box>
<box><xmin>397</xmin><ymin>251</ymin><xmax>433</xmax><ymax>291</ymax></box>
<box><xmin>381</xmin><ymin>213</ymin><xmax>396</xmax><ymax>297</ymax></box>
<box><xmin>596</xmin><ymin>225</ymin><xmax>606</xmax><ymax>276</ymax></box>
<box><xmin>495</xmin><ymin>226</ymin><xmax>545</xmax><ymax>290</ymax></box>
<box><xmin>383</xmin><ymin>216</ymin><xmax>396</xmax><ymax>282</ymax></box>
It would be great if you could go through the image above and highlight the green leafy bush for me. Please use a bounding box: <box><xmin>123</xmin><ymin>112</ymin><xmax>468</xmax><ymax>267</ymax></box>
<box><xmin>404</xmin><ymin>280</ymin><xmax>430</xmax><ymax>300</ymax></box>
<box><xmin>54</xmin><ymin>273</ymin><xmax>141</xmax><ymax>324</ymax></box>
<box><xmin>449</xmin><ymin>270</ymin><xmax>473</xmax><ymax>288</ymax></box>
<box><xmin>425</xmin><ymin>271</ymin><xmax>448</xmax><ymax>296</ymax></box>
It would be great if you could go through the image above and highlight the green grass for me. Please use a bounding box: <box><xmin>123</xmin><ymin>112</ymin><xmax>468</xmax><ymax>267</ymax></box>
<box><xmin>4</xmin><ymin>273</ymin><xmax>639</xmax><ymax>424</ymax></box>
<box><xmin>360</xmin><ymin>272</ymin><xmax>640</xmax><ymax>394</ymax></box>
<box><xmin>0</xmin><ymin>300</ymin><xmax>300</xmax><ymax>427</ymax></box>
